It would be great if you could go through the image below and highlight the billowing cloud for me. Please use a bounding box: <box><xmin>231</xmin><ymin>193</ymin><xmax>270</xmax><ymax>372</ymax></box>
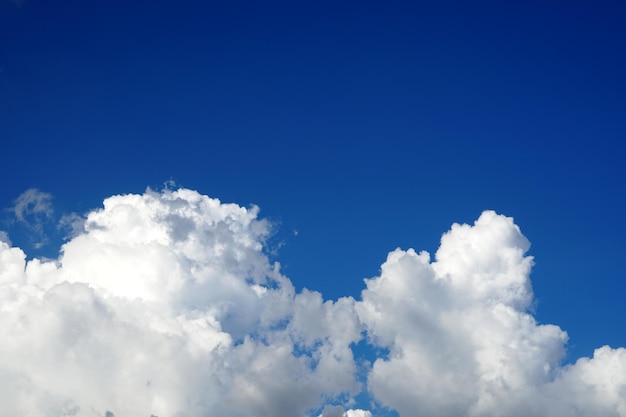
<box><xmin>0</xmin><ymin>188</ymin><xmax>360</xmax><ymax>417</ymax></box>
<box><xmin>0</xmin><ymin>188</ymin><xmax>624</xmax><ymax>417</ymax></box>
<box><xmin>357</xmin><ymin>210</ymin><xmax>626</xmax><ymax>417</ymax></box>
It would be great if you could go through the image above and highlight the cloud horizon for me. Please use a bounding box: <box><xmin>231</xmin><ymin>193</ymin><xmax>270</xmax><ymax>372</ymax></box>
<box><xmin>1</xmin><ymin>187</ymin><xmax>624</xmax><ymax>417</ymax></box>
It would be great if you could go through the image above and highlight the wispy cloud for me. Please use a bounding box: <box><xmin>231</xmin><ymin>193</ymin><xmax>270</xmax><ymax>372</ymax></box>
<box><xmin>57</xmin><ymin>212</ymin><xmax>86</xmax><ymax>240</ymax></box>
<box><xmin>0</xmin><ymin>230</ymin><xmax>10</xmax><ymax>245</ymax></box>
<box><xmin>10</xmin><ymin>188</ymin><xmax>54</xmax><ymax>248</ymax></box>
<box><xmin>0</xmin><ymin>187</ymin><xmax>624</xmax><ymax>417</ymax></box>
<box><xmin>12</xmin><ymin>188</ymin><xmax>53</xmax><ymax>223</ymax></box>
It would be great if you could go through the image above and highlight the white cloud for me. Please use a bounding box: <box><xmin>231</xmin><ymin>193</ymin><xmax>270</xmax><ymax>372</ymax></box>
<box><xmin>1</xmin><ymin>189</ymin><xmax>625</xmax><ymax>417</ymax></box>
<box><xmin>0</xmin><ymin>188</ymin><xmax>360</xmax><ymax>417</ymax></box>
<box><xmin>318</xmin><ymin>405</ymin><xmax>373</xmax><ymax>417</ymax></box>
<box><xmin>344</xmin><ymin>410</ymin><xmax>374</xmax><ymax>417</ymax></box>
<box><xmin>357</xmin><ymin>210</ymin><xmax>626</xmax><ymax>417</ymax></box>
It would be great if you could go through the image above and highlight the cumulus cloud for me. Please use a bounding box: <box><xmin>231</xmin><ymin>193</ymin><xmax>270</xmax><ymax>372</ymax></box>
<box><xmin>0</xmin><ymin>188</ymin><xmax>360</xmax><ymax>417</ymax></box>
<box><xmin>0</xmin><ymin>188</ymin><xmax>624</xmax><ymax>417</ymax></box>
<box><xmin>357</xmin><ymin>210</ymin><xmax>626</xmax><ymax>417</ymax></box>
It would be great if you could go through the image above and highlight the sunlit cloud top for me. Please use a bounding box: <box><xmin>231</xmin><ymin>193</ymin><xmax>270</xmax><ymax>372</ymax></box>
<box><xmin>1</xmin><ymin>187</ymin><xmax>624</xmax><ymax>417</ymax></box>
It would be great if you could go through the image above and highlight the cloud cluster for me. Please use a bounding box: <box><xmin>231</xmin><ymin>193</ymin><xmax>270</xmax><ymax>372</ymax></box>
<box><xmin>357</xmin><ymin>211</ymin><xmax>626</xmax><ymax>417</ymax></box>
<box><xmin>1</xmin><ymin>188</ymin><xmax>625</xmax><ymax>417</ymax></box>
<box><xmin>0</xmin><ymin>188</ymin><xmax>361</xmax><ymax>417</ymax></box>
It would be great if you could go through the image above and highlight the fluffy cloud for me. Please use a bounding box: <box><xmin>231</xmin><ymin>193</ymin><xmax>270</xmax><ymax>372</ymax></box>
<box><xmin>1</xmin><ymin>189</ymin><xmax>625</xmax><ymax>417</ymax></box>
<box><xmin>0</xmin><ymin>188</ymin><xmax>360</xmax><ymax>417</ymax></box>
<box><xmin>357</xmin><ymin>210</ymin><xmax>626</xmax><ymax>417</ymax></box>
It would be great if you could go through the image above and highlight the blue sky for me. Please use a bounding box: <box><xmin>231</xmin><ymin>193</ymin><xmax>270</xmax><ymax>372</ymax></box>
<box><xmin>1</xmin><ymin>1</ymin><xmax>625</xmax><ymax>416</ymax></box>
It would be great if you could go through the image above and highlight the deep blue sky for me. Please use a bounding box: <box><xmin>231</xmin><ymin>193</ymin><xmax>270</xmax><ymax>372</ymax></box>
<box><xmin>1</xmin><ymin>0</ymin><xmax>625</xmax><ymax>365</ymax></box>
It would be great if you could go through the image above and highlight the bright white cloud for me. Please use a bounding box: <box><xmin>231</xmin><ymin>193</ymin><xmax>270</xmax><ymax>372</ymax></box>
<box><xmin>1</xmin><ymin>190</ymin><xmax>625</xmax><ymax>417</ymax></box>
<box><xmin>357</xmin><ymin>210</ymin><xmax>626</xmax><ymax>417</ymax></box>
<box><xmin>345</xmin><ymin>410</ymin><xmax>374</xmax><ymax>417</ymax></box>
<box><xmin>0</xmin><ymin>188</ymin><xmax>360</xmax><ymax>417</ymax></box>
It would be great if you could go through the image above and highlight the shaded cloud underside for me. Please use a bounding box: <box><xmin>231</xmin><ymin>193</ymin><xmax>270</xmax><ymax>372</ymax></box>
<box><xmin>0</xmin><ymin>188</ymin><xmax>624</xmax><ymax>417</ymax></box>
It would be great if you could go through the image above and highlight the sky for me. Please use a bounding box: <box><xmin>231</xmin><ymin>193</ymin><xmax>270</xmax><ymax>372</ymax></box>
<box><xmin>0</xmin><ymin>1</ymin><xmax>625</xmax><ymax>416</ymax></box>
